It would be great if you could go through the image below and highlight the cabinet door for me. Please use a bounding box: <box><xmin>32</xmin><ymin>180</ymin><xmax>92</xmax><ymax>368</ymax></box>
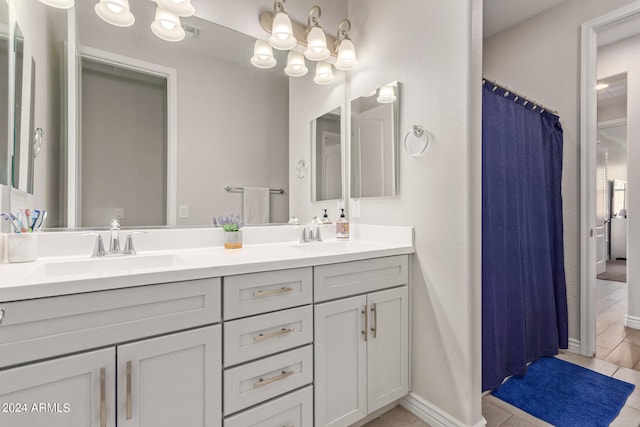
<box><xmin>117</xmin><ymin>325</ymin><xmax>221</xmax><ymax>427</ymax></box>
<box><xmin>367</xmin><ymin>287</ymin><xmax>409</xmax><ymax>412</ymax></box>
<box><xmin>0</xmin><ymin>348</ymin><xmax>115</xmax><ymax>427</ymax></box>
<box><xmin>314</xmin><ymin>295</ymin><xmax>367</xmax><ymax>427</ymax></box>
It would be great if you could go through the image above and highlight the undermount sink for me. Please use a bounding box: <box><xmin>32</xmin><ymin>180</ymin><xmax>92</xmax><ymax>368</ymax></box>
<box><xmin>39</xmin><ymin>253</ymin><xmax>186</xmax><ymax>277</ymax></box>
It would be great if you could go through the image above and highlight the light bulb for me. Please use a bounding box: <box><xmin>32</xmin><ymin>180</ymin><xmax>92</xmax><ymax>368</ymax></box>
<box><xmin>107</xmin><ymin>3</ymin><xmax>123</xmax><ymax>13</ymax></box>
<box><xmin>304</xmin><ymin>27</ymin><xmax>330</xmax><ymax>61</ymax></box>
<box><xmin>335</xmin><ymin>38</ymin><xmax>358</xmax><ymax>71</ymax></box>
<box><xmin>285</xmin><ymin>51</ymin><xmax>308</xmax><ymax>77</ymax></box>
<box><xmin>251</xmin><ymin>40</ymin><xmax>277</xmax><ymax>69</ymax></box>
<box><xmin>313</xmin><ymin>62</ymin><xmax>335</xmax><ymax>85</ymax></box>
<box><xmin>377</xmin><ymin>84</ymin><xmax>397</xmax><ymax>103</ymax></box>
<box><xmin>269</xmin><ymin>11</ymin><xmax>296</xmax><ymax>50</ymax></box>
<box><xmin>151</xmin><ymin>7</ymin><xmax>185</xmax><ymax>42</ymax></box>
<box><xmin>95</xmin><ymin>0</ymin><xmax>135</xmax><ymax>27</ymax></box>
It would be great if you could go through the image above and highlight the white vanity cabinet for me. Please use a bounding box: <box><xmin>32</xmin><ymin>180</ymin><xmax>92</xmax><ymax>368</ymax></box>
<box><xmin>0</xmin><ymin>278</ymin><xmax>222</xmax><ymax>427</ymax></box>
<box><xmin>222</xmin><ymin>267</ymin><xmax>314</xmax><ymax>426</ymax></box>
<box><xmin>313</xmin><ymin>256</ymin><xmax>409</xmax><ymax>427</ymax></box>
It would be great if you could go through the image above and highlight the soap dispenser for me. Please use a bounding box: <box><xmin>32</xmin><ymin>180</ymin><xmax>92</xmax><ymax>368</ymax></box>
<box><xmin>336</xmin><ymin>208</ymin><xmax>349</xmax><ymax>239</ymax></box>
<box><xmin>321</xmin><ymin>209</ymin><xmax>332</xmax><ymax>224</ymax></box>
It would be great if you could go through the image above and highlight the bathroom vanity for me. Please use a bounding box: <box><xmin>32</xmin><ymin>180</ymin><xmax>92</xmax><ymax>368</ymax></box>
<box><xmin>0</xmin><ymin>225</ymin><xmax>413</xmax><ymax>427</ymax></box>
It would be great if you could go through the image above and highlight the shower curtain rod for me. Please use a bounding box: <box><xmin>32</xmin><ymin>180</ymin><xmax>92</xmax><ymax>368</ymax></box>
<box><xmin>482</xmin><ymin>77</ymin><xmax>559</xmax><ymax>116</ymax></box>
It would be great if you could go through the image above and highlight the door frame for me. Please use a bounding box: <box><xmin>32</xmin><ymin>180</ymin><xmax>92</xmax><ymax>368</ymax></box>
<box><xmin>69</xmin><ymin>45</ymin><xmax>178</xmax><ymax>227</ymax></box>
<box><xmin>579</xmin><ymin>0</ymin><xmax>640</xmax><ymax>357</ymax></box>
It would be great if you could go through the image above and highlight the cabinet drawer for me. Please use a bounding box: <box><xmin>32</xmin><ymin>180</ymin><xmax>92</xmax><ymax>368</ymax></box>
<box><xmin>314</xmin><ymin>255</ymin><xmax>408</xmax><ymax>302</ymax></box>
<box><xmin>224</xmin><ymin>386</ymin><xmax>312</xmax><ymax>427</ymax></box>
<box><xmin>224</xmin><ymin>306</ymin><xmax>313</xmax><ymax>366</ymax></box>
<box><xmin>0</xmin><ymin>278</ymin><xmax>221</xmax><ymax>368</ymax></box>
<box><xmin>223</xmin><ymin>268</ymin><xmax>312</xmax><ymax>320</ymax></box>
<box><xmin>223</xmin><ymin>345</ymin><xmax>313</xmax><ymax>415</ymax></box>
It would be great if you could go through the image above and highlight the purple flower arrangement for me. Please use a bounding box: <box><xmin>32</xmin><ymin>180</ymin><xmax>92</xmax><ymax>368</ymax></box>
<box><xmin>214</xmin><ymin>214</ymin><xmax>244</xmax><ymax>232</ymax></box>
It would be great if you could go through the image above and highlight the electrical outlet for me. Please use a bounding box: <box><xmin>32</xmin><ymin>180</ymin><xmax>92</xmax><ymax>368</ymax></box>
<box><xmin>115</xmin><ymin>208</ymin><xmax>125</xmax><ymax>219</ymax></box>
<box><xmin>350</xmin><ymin>199</ymin><xmax>361</xmax><ymax>218</ymax></box>
<box><xmin>179</xmin><ymin>205</ymin><xmax>189</xmax><ymax>218</ymax></box>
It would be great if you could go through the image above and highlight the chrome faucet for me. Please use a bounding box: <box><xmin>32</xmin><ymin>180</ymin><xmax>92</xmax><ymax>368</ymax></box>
<box><xmin>82</xmin><ymin>219</ymin><xmax>142</xmax><ymax>257</ymax></box>
<box><xmin>300</xmin><ymin>217</ymin><xmax>323</xmax><ymax>243</ymax></box>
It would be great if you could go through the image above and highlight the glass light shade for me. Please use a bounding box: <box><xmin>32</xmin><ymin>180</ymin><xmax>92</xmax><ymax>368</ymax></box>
<box><xmin>38</xmin><ymin>0</ymin><xmax>74</xmax><ymax>9</ymax></box>
<box><xmin>313</xmin><ymin>61</ymin><xmax>335</xmax><ymax>85</ymax></box>
<box><xmin>284</xmin><ymin>51</ymin><xmax>308</xmax><ymax>77</ymax></box>
<box><xmin>304</xmin><ymin>27</ymin><xmax>330</xmax><ymax>61</ymax></box>
<box><xmin>151</xmin><ymin>7</ymin><xmax>185</xmax><ymax>42</ymax></box>
<box><xmin>157</xmin><ymin>0</ymin><xmax>194</xmax><ymax>17</ymax></box>
<box><xmin>250</xmin><ymin>39</ymin><xmax>277</xmax><ymax>69</ymax></box>
<box><xmin>335</xmin><ymin>38</ymin><xmax>358</xmax><ymax>71</ymax></box>
<box><xmin>269</xmin><ymin>12</ymin><xmax>297</xmax><ymax>50</ymax></box>
<box><xmin>377</xmin><ymin>84</ymin><xmax>396</xmax><ymax>103</ymax></box>
<box><xmin>95</xmin><ymin>0</ymin><xmax>135</xmax><ymax>27</ymax></box>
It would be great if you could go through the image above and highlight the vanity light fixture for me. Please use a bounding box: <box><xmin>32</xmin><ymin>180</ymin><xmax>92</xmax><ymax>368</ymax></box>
<box><xmin>334</xmin><ymin>19</ymin><xmax>357</xmax><ymax>70</ymax></box>
<box><xmin>285</xmin><ymin>51</ymin><xmax>308</xmax><ymax>77</ymax></box>
<box><xmin>156</xmin><ymin>0</ymin><xmax>194</xmax><ymax>17</ymax></box>
<box><xmin>95</xmin><ymin>0</ymin><xmax>135</xmax><ymax>27</ymax></box>
<box><xmin>38</xmin><ymin>0</ymin><xmax>75</xmax><ymax>8</ymax></box>
<box><xmin>151</xmin><ymin>6</ymin><xmax>185</xmax><ymax>42</ymax></box>
<box><xmin>313</xmin><ymin>61</ymin><xmax>335</xmax><ymax>85</ymax></box>
<box><xmin>269</xmin><ymin>1</ymin><xmax>297</xmax><ymax>50</ymax></box>
<box><xmin>304</xmin><ymin>6</ymin><xmax>330</xmax><ymax>61</ymax></box>
<box><xmin>377</xmin><ymin>84</ymin><xmax>397</xmax><ymax>103</ymax></box>
<box><xmin>251</xmin><ymin>39</ymin><xmax>277</xmax><ymax>69</ymax></box>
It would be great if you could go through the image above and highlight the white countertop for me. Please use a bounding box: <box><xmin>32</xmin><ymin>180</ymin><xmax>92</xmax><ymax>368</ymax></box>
<box><xmin>0</xmin><ymin>224</ymin><xmax>414</xmax><ymax>302</ymax></box>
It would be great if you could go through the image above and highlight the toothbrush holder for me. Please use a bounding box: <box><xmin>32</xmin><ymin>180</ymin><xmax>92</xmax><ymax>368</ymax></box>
<box><xmin>8</xmin><ymin>233</ymin><xmax>38</xmax><ymax>263</ymax></box>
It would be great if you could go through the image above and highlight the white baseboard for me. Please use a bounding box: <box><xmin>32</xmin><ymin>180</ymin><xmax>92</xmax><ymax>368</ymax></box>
<box><xmin>567</xmin><ymin>338</ymin><xmax>581</xmax><ymax>354</ymax></box>
<box><xmin>624</xmin><ymin>314</ymin><xmax>640</xmax><ymax>330</ymax></box>
<box><xmin>401</xmin><ymin>392</ymin><xmax>486</xmax><ymax>427</ymax></box>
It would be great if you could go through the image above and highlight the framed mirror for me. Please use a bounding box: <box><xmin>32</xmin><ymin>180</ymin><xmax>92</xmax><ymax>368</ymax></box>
<box><xmin>350</xmin><ymin>80</ymin><xmax>399</xmax><ymax>198</ymax></box>
<box><xmin>311</xmin><ymin>106</ymin><xmax>343</xmax><ymax>201</ymax></box>
<box><xmin>20</xmin><ymin>0</ymin><xmax>294</xmax><ymax>228</ymax></box>
<box><xmin>0</xmin><ymin>0</ymin><xmax>8</xmax><ymax>186</ymax></box>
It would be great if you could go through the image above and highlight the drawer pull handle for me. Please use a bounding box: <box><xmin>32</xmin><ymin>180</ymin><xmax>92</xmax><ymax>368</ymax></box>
<box><xmin>0</xmin><ymin>308</ymin><xmax>4</xmax><ymax>325</ymax></box>
<box><xmin>99</xmin><ymin>368</ymin><xmax>106</xmax><ymax>427</ymax></box>
<box><xmin>126</xmin><ymin>361</ymin><xmax>132</xmax><ymax>420</ymax></box>
<box><xmin>254</xmin><ymin>327</ymin><xmax>295</xmax><ymax>342</ymax></box>
<box><xmin>254</xmin><ymin>287</ymin><xmax>294</xmax><ymax>297</ymax></box>
<box><xmin>362</xmin><ymin>304</ymin><xmax>368</xmax><ymax>342</ymax></box>
<box><xmin>254</xmin><ymin>370</ymin><xmax>294</xmax><ymax>388</ymax></box>
<box><xmin>371</xmin><ymin>303</ymin><xmax>378</xmax><ymax>338</ymax></box>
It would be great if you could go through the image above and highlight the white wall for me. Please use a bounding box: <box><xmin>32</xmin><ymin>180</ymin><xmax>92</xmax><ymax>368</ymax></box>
<box><xmin>312</xmin><ymin>0</ymin><xmax>480</xmax><ymax>425</ymax></box>
<box><xmin>598</xmin><ymin>33</ymin><xmax>640</xmax><ymax>319</ymax></box>
<box><xmin>483</xmin><ymin>0</ymin><xmax>638</xmax><ymax>347</ymax></box>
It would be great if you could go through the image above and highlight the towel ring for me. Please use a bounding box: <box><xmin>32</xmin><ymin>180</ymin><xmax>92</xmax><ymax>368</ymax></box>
<box><xmin>404</xmin><ymin>125</ymin><xmax>430</xmax><ymax>157</ymax></box>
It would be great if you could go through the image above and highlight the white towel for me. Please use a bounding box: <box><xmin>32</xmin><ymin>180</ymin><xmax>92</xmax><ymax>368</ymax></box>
<box><xmin>243</xmin><ymin>186</ymin><xmax>270</xmax><ymax>224</ymax></box>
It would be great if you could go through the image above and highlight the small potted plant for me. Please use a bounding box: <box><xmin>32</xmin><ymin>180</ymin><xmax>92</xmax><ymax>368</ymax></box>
<box><xmin>214</xmin><ymin>214</ymin><xmax>244</xmax><ymax>249</ymax></box>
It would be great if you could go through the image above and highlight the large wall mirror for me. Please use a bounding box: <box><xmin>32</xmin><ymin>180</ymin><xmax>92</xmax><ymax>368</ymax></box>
<box><xmin>12</xmin><ymin>0</ymin><xmax>292</xmax><ymax>228</ymax></box>
<box><xmin>311</xmin><ymin>106</ymin><xmax>343</xmax><ymax>202</ymax></box>
<box><xmin>0</xmin><ymin>0</ymin><xmax>8</xmax><ymax>187</ymax></box>
<box><xmin>350</xmin><ymin>81</ymin><xmax>399</xmax><ymax>199</ymax></box>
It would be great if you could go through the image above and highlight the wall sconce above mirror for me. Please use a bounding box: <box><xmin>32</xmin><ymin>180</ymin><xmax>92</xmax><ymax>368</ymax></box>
<box><xmin>351</xmin><ymin>81</ymin><xmax>399</xmax><ymax>199</ymax></box>
<box><xmin>255</xmin><ymin>2</ymin><xmax>357</xmax><ymax>85</ymax></box>
<box><xmin>311</xmin><ymin>106</ymin><xmax>343</xmax><ymax>202</ymax></box>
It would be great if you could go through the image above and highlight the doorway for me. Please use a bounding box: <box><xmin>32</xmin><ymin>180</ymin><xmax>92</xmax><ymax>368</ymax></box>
<box><xmin>580</xmin><ymin>3</ymin><xmax>640</xmax><ymax>358</ymax></box>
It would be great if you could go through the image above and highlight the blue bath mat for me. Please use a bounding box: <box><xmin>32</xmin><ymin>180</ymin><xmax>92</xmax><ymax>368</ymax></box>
<box><xmin>493</xmin><ymin>357</ymin><xmax>634</xmax><ymax>427</ymax></box>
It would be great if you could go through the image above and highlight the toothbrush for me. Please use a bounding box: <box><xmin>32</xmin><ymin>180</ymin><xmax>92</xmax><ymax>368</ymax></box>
<box><xmin>1</xmin><ymin>213</ymin><xmax>20</xmax><ymax>232</ymax></box>
<box><xmin>37</xmin><ymin>210</ymin><xmax>48</xmax><ymax>230</ymax></box>
<box><xmin>31</xmin><ymin>210</ymin><xmax>41</xmax><ymax>231</ymax></box>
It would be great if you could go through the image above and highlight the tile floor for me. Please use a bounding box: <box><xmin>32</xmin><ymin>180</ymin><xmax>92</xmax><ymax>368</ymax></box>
<box><xmin>366</xmin><ymin>279</ymin><xmax>640</xmax><ymax>427</ymax></box>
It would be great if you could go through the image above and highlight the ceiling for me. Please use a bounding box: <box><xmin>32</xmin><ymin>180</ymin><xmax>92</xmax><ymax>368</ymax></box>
<box><xmin>484</xmin><ymin>0</ymin><xmax>567</xmax><ymax>38</ymax></box>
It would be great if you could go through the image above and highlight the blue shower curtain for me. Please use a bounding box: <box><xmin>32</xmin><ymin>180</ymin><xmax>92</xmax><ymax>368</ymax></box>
<box><xmin>482</xmin><ymin>82</ymin><xmax>568</xmax><ymax>392</ymax></box>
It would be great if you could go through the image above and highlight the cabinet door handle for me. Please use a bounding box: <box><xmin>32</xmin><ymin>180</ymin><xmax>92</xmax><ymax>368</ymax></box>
<box><xmin>0</xmin><ymin>308</ymin><xmax>4</xmax><ymax>325</ymax></box>
<box><xmin>371</xmin><ymin>303</ymin><xmax>378</xmax><ymax>339</ymax></box>
<box><xmin>362</xmin><ymin>304</ymin><xmax>368</xmax><ymax>342</ymax></box>
<box><xmin>99</xmin><ymin>368</ymin><xmax>106</xmax><ymax>427</ymax></box>
<box><xmin>126</xmin><ymin>361</ymin><xmax>132</xmax><ymax>420</ymax></box>
<box><xmin>253</xmin><ymin>287</ymin><xmax>294</xmax><ymax>297</ymax></box>
<box><xmin>254</xmin><ymin>370</ymin><xmax>294</xmax><ymax>388</ymax></box>
<box><xmin>254</xmin><ymin>327</ymin><xmax>295</xmax><ymax>342</ymax></box>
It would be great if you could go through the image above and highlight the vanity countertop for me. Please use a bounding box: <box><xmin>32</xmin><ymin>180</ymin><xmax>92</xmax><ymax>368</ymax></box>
<box><xmin>0</xmin><ymin>235</ymin><xmax>414</xmax><ymax>302</ymax></box>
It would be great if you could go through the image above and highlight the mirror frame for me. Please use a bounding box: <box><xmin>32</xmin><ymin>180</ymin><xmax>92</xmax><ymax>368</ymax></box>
<box><xmin>350</xmin><ymin>80</ymin><xmax>400</xmax><ymax>200</ymax></box>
